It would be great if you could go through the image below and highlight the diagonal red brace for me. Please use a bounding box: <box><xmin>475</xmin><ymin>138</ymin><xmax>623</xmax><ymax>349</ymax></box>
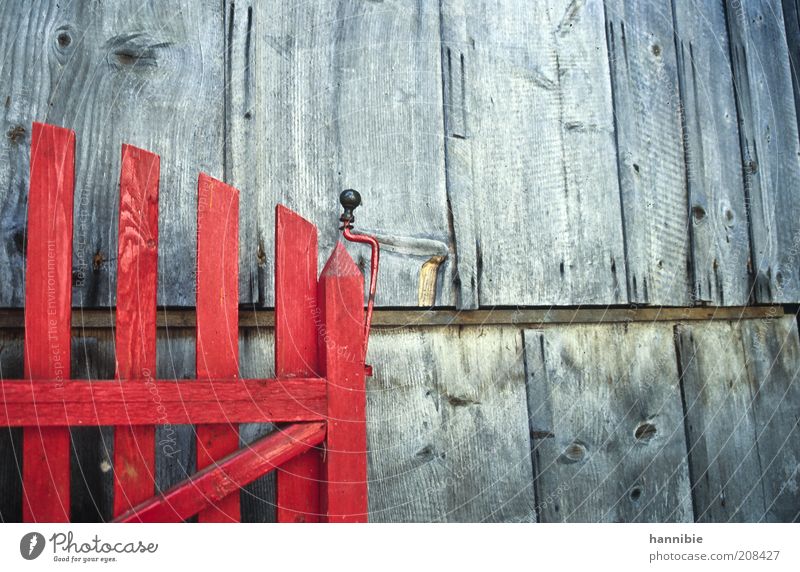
<box><xmin>114</xmin><ymin>422</ymin><xmax>326</xmax><ymax>523</ymax></box>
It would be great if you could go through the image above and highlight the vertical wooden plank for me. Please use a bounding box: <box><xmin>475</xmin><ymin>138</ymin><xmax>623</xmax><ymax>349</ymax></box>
<box><xmin>0</xmin><ymin>334</ymin><xmax>24</xmax><ymax>522</ymax></box>
<box><xmin>448</xmin><ymin>0</ymin><xmax>627</xmax><ymax>306</ymax></box>
<box><xmin>22</xmin><ymin>122</ymin><xmax>74</xmax><ymax>522</ymax></box>
<box><xmin>239</xmin><ymin>328</ymin><xmax>276</xmax><ymax>522</ymax></box>
<box><xmin>741</xmin><ymin>317</ymin><xmax>800</xmax><ymax>522</ymax></box>
<box><xmin>196</xmin><ymin>173</ymin><xmax>240</xmax><ymax>522</ymax></box>
<box><xmin>275</xmin><ymin>205</ymin><xmax>321</xmax><ymax>522</ymax></box>
<box><xmin>227</xmin><ymin>0</ymin><xmax>451</xmax><ymax>307</ymax></box>
<box><xmin>727</xmin><ymin>0</ymin><xmax>800</xmax><ymax>303</ymax></box>
<box><xmin>605</xmin><ymin>0</ymin><xmax>692</xmax><ymax>305</ymax></box>
<box><xmin>783</xmin><ymin>0</ymin><xmax>800</xmax><ymax>134</ymax></box>
<box><xmin>678</xmin><ymin>317</ymin><xmax>800</xmax><ymax>522</ymax></box>
<box><xmin>0</xmin><ymin>0</ymin><xmax>225</xmax><ymax>307</ymax></box>
<box><xmin>154</xmin><ymin>329</ymin><xmax>195</xmax><ymax>521</ymax></box>
<box><xmin>439</xmin><ymin>0</ymin><xmax>479</xmax><ymax>309</ymax></box>
<box><xmin>318</xmin><ymin>243</ymin><xmax>367</xmax><ymax>522</ymax></box>
<box><xmin>112</xmin><ymin>144</ymin><xmax>159</xmax><ymax>517</ymax></box>
<box><xmin>524</xmin><ymin>324</ymin><xmax>693</xmax><ymax>522</ymax></box>
<box><xmin>671</xmin><ymin>0</ymin><xmax>750</xmax><ymax>305</ymax></box>
<box><xmin>71</xmin><ymin>335</ymin><xmax>115</xmax><ymax>522</ymax></box>
<box><xmin>676</xmin><ymin>322</ymin><xmax>767</xmax><ymax>521</ymax></box>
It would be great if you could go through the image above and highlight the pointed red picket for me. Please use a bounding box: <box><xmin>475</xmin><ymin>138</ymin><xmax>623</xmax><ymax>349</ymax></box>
<box><xmin>318</xmin><ymin>242</ymin><xmax>368</xmax><ymax>522</ymax></box>
<box><xmin>113</xmin><ymin>144</ymin><xmax>159</xmax><ymax>517</ymax></box>
<box><xmin>275</xmin><ymin>205</ymin><xmax>322</xmax><ymax>522</ymax></box>
<box><xmin>22</xmin><ymin>122</ymin><xmax>75</xmax><ymax>522</ymax></box>
<box><xmin>196</xmin><ymin>173</ymin><xmax>240</xmax><ymax>522</ymax></box>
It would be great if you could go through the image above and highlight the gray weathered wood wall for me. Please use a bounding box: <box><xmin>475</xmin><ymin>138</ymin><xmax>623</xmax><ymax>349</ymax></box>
<box><xmin>2</xmin><ymin>0</ymin><xmax>800</xmax><ymax>308</ymax></box>
<box><xmin>1</xmin><ymin>0</ymin><xmax>800</xmax><ymax>522</ymax></box>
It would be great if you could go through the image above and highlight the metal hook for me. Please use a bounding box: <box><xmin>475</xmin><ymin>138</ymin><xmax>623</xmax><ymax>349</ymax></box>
<box><xmin>339</xmin><ymin>189</ymin><xmax>380</xmax><ymax>375</ymax></box>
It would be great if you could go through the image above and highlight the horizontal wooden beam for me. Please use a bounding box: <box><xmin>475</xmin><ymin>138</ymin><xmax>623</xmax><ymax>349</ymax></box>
<box><xmin>0</xmin><ymin>305</ymin><xmax>785</xmax><ymax>329</ymax></box>
<box><xmin>114</xmin><ymin>421</ymin><xmax>327</xmax><ymax>523</ymax></box>
<box><xmin>0</xmin><ymin>378</ymin><xmax>326</xmax><ymax>426</ymax></box>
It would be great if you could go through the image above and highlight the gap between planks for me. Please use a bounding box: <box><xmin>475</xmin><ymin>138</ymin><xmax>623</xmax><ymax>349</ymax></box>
<box><xmin>0</xmin><ymin>306</ymin><xmax>785</xmax><ymax>330</ymax></box>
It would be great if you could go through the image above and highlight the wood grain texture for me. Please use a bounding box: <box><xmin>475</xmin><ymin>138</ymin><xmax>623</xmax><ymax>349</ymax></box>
<box><xmin>525</xmin><ymin>324</ymin><xmax>692</xmax><ymax>522</ymax></box>
<box><xmin>238</xmin><ymin>328</ymin><xmax>277</xmax><ymax>522</ymax></box>
<box><xmin>196</xmin><ymin>174</ymin><xmax>240</xmax><ymax>522</ymax></box>
<box><xmin>367</xmin><ymin>326</ymin><xmax>534</xmax><ymax>522</ymax></box>
<box><xmin>452</xmin><ymin>0</ymin><xmax>627</xmax><ymax>306</ymax></box>
<box><xmin>0</xmin><ymin>305</ymin><xmax>785</xmax><ymax>330</ymax></box>
<box><xmin>0</xmin><ymin>334</ymin><xmax>24</xmax><ymax>522</ymax></box>
<box><xmin>318</xmin><ymin>243</ymin><xmax>368</xmax><ymax>522</ymax></box>
<box><xmin>676</xmin><ymin>322</ymin><xmax>766</xmax><ymax>522</ymax></box>
<box><xmin>727</xmin><ymin>0</ymin><xmax>800</xmax><ymax>302</ymax></box>
<box><xmin>0</xmin><ymin>0</ymin><xmax>224</xmax><ymax>307</ymax></box>
<box><xmin>22</xmin><ymin>122</ymin><xmax>74</xmax><ymax>522</ymax></box>
<box><xmin>225</xmin><ymin>0</ymin><xmax>451</xmax><ymax>307</ymax></box>
<box><xmin>783</xmin><ymin>0</ymin><xmax>800</xmax><ymax>138</ymax></box>
<box><xmin>606</xmin><ymin>0</ymin><xmax>691</xmax><ymax>305</ymax></box>
<box><xmin>112</xmin><ymin>144</ymin><xmax>158</xmax><ymax>518</ymax></box>
<box><xmin>439</xmin><ymin>0</ymin><xmax>478</xmax><ymax>309</ymax></box>
<box><xmin>671</xmin><ymin>0</ymin><xmax>750</xmax><ymax>305</ymax></box>
<box><xmin>0</xmin><ymin>378</ymin><xmax>326</xmax><ymax>426</ymax></box>
<box><xmin>114</xmin><ymin>422</ymin><xmax>326</xmax><ymax>523</ymax></box>
<box><xmin>678</xmin><ymin>316</ymin><xmax>800</xmax><ymax>522</ymax></box>
<box><xmin>153</xmin><ymin>330</ymin><xmax>195</xmax><ymax>504</ymax></box>
<box><xmin>741</xmin><ymin>317</ymin><xmax>800</xmax><ymax>521</ymax></box>
<box><xmin>70</xmin><ymin>336</ymin><xmax>114</xmax><ymax>522</ymax></box>
<box><xmin>275</xmin><ymin>205</ymin><xmax>322</xmax><ymax>522</ymax></box>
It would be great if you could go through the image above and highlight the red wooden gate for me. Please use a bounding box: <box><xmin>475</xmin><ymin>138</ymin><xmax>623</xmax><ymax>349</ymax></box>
<box><xmin>0</xmin><ymin>122</ymin><xmax>372</xmax><ymax>523</ymax></box>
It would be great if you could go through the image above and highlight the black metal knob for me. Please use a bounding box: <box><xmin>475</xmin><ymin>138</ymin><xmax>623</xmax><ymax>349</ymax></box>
<box><xmin>339</xmin><ymin>189</ymin><xmax>362</xmax><ymax>225</ymax></box>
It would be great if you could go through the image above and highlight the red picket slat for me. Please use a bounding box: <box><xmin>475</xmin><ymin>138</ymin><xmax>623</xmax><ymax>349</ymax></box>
<box><xmin>113</xmin><ymin>144</ymin><xmax>160</xmax><ymax>517</ymax></box>
<box><xmin>22</xmin><ymin>122</ymin><xmax>75</xmax><ymax>522</ymax></box>
<box><xmin>8</xmin><ymin>124</ymin><xmax>372</xmax><ymax>523</ymax></box>
<box><xmin>114</xmin><ymin>422</ymin><xmax>326</xmax><ymax>523</ymax></box>
<box><xmin>196</xmin><ymin>173</ymin><xmax>240</xmax><ymax>522</ymax></box>
<box><xmin>275</xmin><ymin>205</ymin><xmax>323</xmax><ymax>522</ymax></box>
<box><xmin>318</xmin><ymin>243</ymin><xmax>368</xmax><ymax>522</ymax></box>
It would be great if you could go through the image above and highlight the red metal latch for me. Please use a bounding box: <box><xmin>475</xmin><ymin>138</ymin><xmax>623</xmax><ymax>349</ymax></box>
<box><xmin>339</xmin><ymin>189</ymin><xmax>380</xmax><ymax>376</ymax></box>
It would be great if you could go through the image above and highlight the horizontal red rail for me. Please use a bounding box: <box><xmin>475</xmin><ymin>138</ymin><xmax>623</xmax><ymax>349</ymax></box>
<box><xmin>0</xmin><ymin>378</ymin><xmax>326</xmax><ymax>426</ymax></box>
<box><xmin>114</xmin><ymin>421</ymin><xmax>326</xmax><ymax>523</ymax></box>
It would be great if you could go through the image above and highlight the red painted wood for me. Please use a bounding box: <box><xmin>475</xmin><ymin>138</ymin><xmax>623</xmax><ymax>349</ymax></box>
<box><xmin>318</xmin><ymin>242</ymin><xmax>368</xmax><ymax>522</ymax></box>
<box><xmin>113</xmin><ymin>144</ymin><xmax>160</xmax><ymax>517</ymax></box>
<box><xmin>0</xmin><ymin>378</ymin><xmax>326</xmax><ymax>426</ymax></box>
<box><xmin>275</xmin><ymin>205</ymin><xmax>322</xmax><ymax>522</ymax></box>
<box><xmin>22</xmin><ymin>122</ymin><xmax>75</xmax><ymax>522</ymax></box>
<box><xmin>114</xmin><ymin>422</ymin><xmax>326</xmax><ymax>523</ymax></box>
<box><xmin>196</xmin><ymin>173</ymin><xmax>240</xmax><ymax>522</ymax></box>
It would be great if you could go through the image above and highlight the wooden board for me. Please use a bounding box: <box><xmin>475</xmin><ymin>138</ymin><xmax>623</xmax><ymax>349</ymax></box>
<box><xmin>317</xmin><ymin>243</ymin><xmax>368</xmax><ymax>522</ymax></box>
<box><xmin>225</xmin><ymin>0</ymin><xmax>452</xmax><ymax>307</ymax></box>
<box><xmin>0</xmin><ymin>333</ymin><xmax>24</xmax><ymax>522</ymax></box>
<box><xmin>367</xmin><ymin>327</ymin><xmax>535</xmax><ymax>522</ymax></box>
<box><xmin>112</xmin><ymin>144</ymin><xmax>159</xmax><ymax>517</ymax></box>
<box><xmin>678</xmin><ymin>316</ymin><xmax>800</xmax><ymax>522</ymax></box>
<box><xmin>605</xmin><ymin>0</ymin><xmax>691</xmax><ymax>305</ymax></box>
<box><xmin>274</xmin><ymin>206</ymin><xmax>322</xmax><ymax>522</ymax></box>
<box><xmin>22</xmin><ymin>122</ymin><xmax>74</xmax><ymax>522</ymax></box>
<box><xmin>70</xmin><ymin>337</ymin><xmax>114</xmax><ymax>523</ymax></box>
<box><xmin>726</xmin><ymin>0</ymin><xmax>800</xmax><ymax>302</ymax></box>
<box><xmin>446</xmin><ymin>0</ymin><xmax>627</xmax><ymax>306</ymax></box>
<box><xmin>114</xmin><ymin>422</ymin><xmax>326</xmax><ymax>523</ymax></box>
<box><xmin>238</xmin><ymin>328</ymin><xmax>277</xmax><ymax>522</ymax></box>
<box><xmin>195</xmin><ymin>174</ymin><xmax>240</xmax><ymax>522</ymax></box>
<box><xmin>153</xmin><ymin>330</ymin><xmax>195</xmax><ymax>518</ymax></box>
<box><xmin>671</xmin><ymin>0</ymin><xmax>750</xmax><ymax>305</ymax></box>
<box><xmin>524</xmin><ymin>324</ymin><xmax>693</xmax><ymax>522</ymax></box>
<box><xmin>0</xmin><ymin>0</ymin><xmax>225</xmax><ymax>307</ymax></box>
